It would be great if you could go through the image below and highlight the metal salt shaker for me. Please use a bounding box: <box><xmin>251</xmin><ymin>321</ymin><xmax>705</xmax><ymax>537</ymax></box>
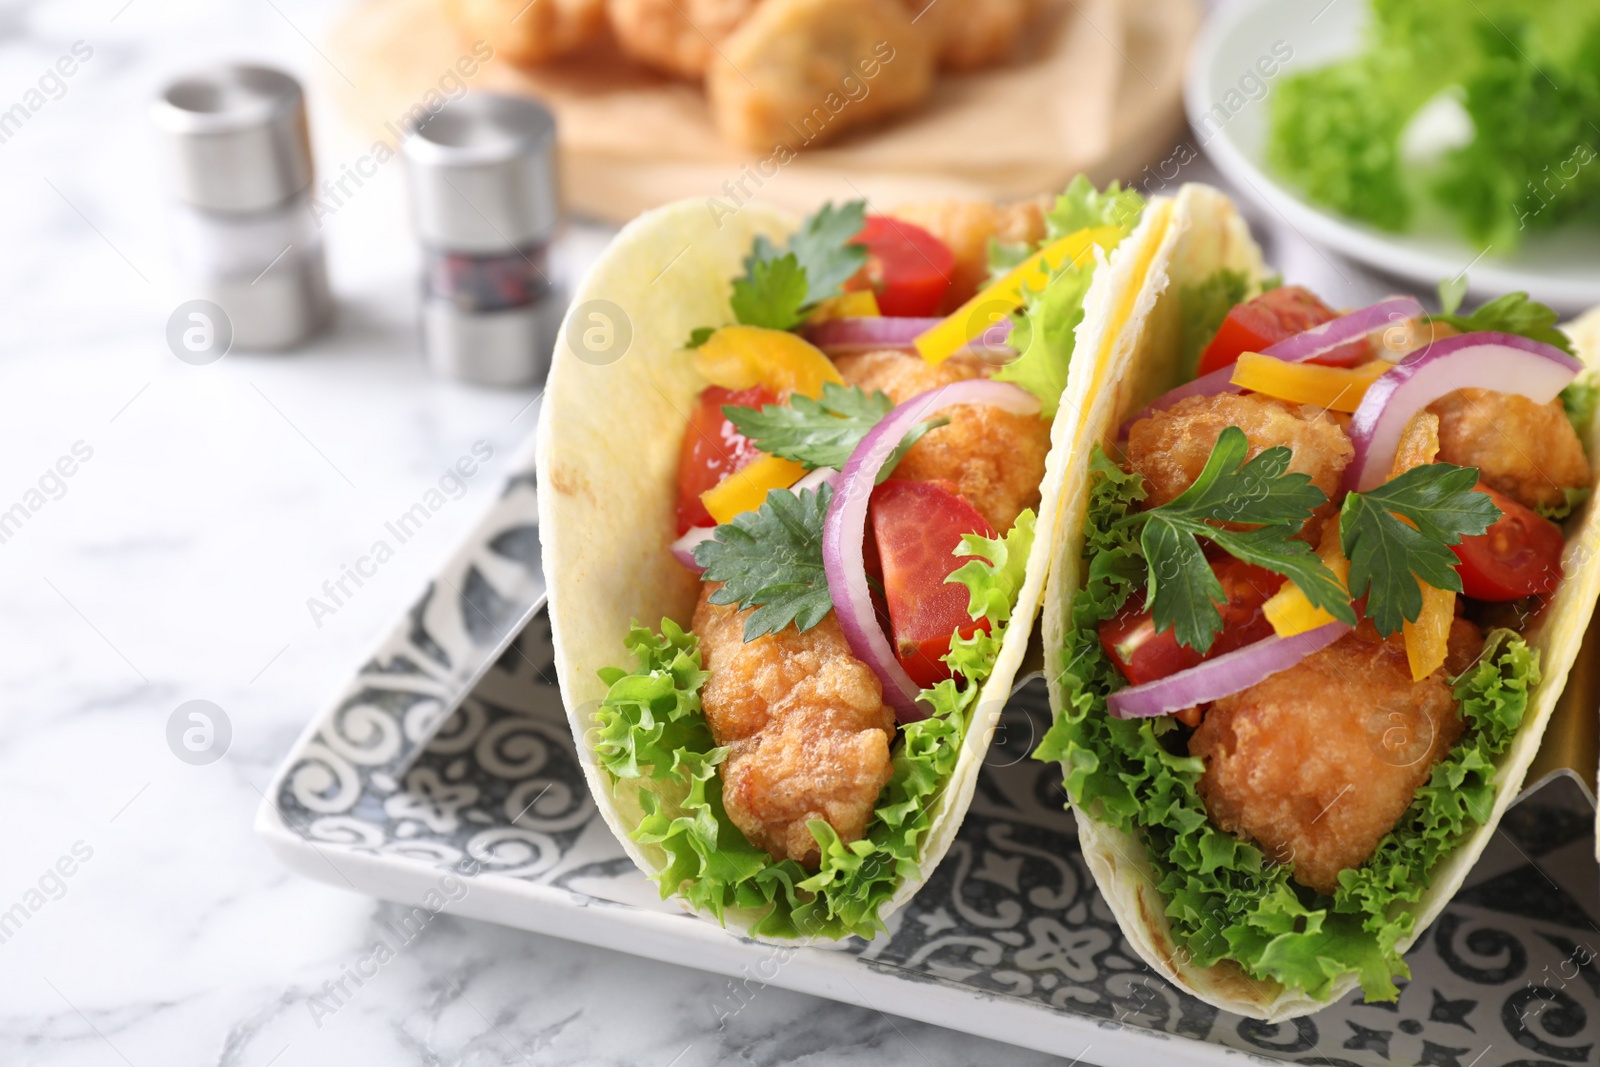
<box><xmin>150</xmin><ymin>64</ymin><xmax>332</xmax><ymax>351</ymax></box>
<box><xmin>403</xmin><ymin>94</ymin><xmax>562</xmax><ymax>387</ymax></box>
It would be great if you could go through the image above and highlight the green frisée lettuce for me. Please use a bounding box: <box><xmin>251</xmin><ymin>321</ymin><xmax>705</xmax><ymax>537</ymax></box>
<box><xmin>1035</xmin><ymin>450</ymin><xmax>1537</xmax><ymax>1000</ymax></box>
<box><xmin>591</xmin><ymin>511</ymin><xmax>1036</xmax><ymax>939</ymax></box>
<box><xmin>992</xmin><ymin>178</ymin><xmax>1146</xmax><ymax>417</ymax></box>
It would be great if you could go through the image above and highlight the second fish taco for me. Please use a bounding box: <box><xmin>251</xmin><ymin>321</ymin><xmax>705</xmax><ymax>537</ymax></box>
<box><xmin>1038</xmin><ymin>183</ymin><xmax>1600</xmax><ymax>1017</ymax></box>
<box><xmin>539</xmin><ymin>180</ymin><xmax>1172</xmax><ymax>940</ymax></box>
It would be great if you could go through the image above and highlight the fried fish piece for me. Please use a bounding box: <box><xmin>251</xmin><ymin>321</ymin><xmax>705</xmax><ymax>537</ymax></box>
<box><xmin>604</xmin><ymin>0</ymin><xmax>759</xmax><ymax>79</ymax></box>
<box><xmin>887</xmin><ymin>195</ymin><xmax>1050</xmax><ymax>311</ymax></box>
<box><xmin>1126</xmin><ymin>392</ymin><xmax>1353</xmax><ymax>537</ymax></box>
<box><xmin>444</xmin><ymin>0</ymin><xmax>606</xmax><ymax>65</ymax></box>
<box><xmin>1428</xmin><ymin>387</ymin><xmax>1592</xmax><ymax>513</ymax></box>
<box><xmin>834</xmin><ymin>347</ymin><xmax>1050</xmax><ymax>532</ymax></box>
<box><xmin>693</xmin><ymin>586</ymin><xmax>895</xmax><ymax>867</ymax></box>
<box><xmin>900</xmin><ymin>0</ymin><xmax>1041</xmax><ymax>70</ymax></box>
<box><xmin>706</xmin><ymin>0</ymin><xmax>934</xmax><ymax>153</ymax></box>
<box><xmin>1190</xmin><ymin>618</ymin><xmax>1481</xmax><ymax>895</ymax></box>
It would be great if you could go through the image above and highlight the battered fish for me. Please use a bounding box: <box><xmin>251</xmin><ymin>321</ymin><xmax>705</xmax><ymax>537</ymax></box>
<box><xmin>900</xmin><ymin>0</ymin><xmax>1041</xmax><ymax>70</ymax></box>
<box><xmin>693</xmin><ymin>586</ymin><xmax>896</xmax><ymax>867</ymax></box>
<box><xmin>834</xmin><ymin>348</ymin><xmax>1050</xmax><ymax>532</ymax></box>
<box><xmin>706</xmin><ymin>0</ymin><xmax>934</xmax><ymax>153</ymax></box>
<box><xmin>887</xmin><ymin>196</ymin><xmax>1050</xmax><ymax>312</ymax></box>
<box><xmin>1126</xmin><ymin>392</ymin><xmax>1353</xmax><ymax>536</ymax></box>
<box><xmin>605</xmin><ymin>0</ymin><xmax>758</xmax><ymax>79</ymax></box>
<box><xmin>1428</xmin><ymin>388</ymin><xmax>1592</xmax><ymax>513</ymax></box>
<box><xmin>444</xmin><ymin>0</ymin><xmax>605</xmax><ymax>65</ymax></box>
<box><xmin>1191</xmin><ymin>619</ymin><xmax>1482</xmax><ymax>895</ymax></box>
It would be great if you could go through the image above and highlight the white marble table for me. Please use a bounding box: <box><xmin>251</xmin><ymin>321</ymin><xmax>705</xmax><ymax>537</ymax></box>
<box><xmin>0</xmin><ymin>2</ymin><xmax>1383</xmax><ymax>1064</ymax></box>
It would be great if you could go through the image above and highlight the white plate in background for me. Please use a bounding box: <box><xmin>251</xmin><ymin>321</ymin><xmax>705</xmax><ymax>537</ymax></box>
<box><xmin>1187</xmin><ymin>0</ymin><xmax>1600</xmax><ymax>313</ymax></box>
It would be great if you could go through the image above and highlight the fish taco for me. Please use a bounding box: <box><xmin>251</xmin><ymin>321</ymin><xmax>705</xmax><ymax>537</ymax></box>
<box><xmin>538</xmin><ymin>180</ymin><xmax>1172</xmax><ymax>939</ymax></box>
<box><xmin>1037</xmin><ymin>182</ymin><xmax>1600</xmax><ymax>1017</ymax></box>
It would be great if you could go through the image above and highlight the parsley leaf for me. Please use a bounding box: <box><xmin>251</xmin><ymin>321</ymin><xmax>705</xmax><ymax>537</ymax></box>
<box><xmin>724</xmin><ymin>383</ymin><xmax>894</xmax><ymax>469</ymax></box>
<box><xmin>1120</xmin><ymin>427</ymin><xmax>1354</xmax><ymax>651</ymax></box>
<box><xmin>1430</xmin><ymin>291</ymin><xmax>1576</xmax><ymax>356</ymax></box>
<box><xmin>693</xmin><ymin>484</ymin><xmax>834</xmax><ymax>641</ymax></box>
<box><xmin>1339</xmin><ymin>462</ymin><xmax>1501</xmax><ymax>635</ymax></box>
<box><xmin>685</xmin><ymin>326</ymin><xmax>715</xmax><ymax>349</ymax></box>
<box><xmin>774</xmin><ymin>200</ymin><xmax>868</xmax><ymax>305</ymax></box>
<box><xmin>729</xmin><ymin>253</ymin><xmax>810</xmax><ymax>331</ymax></box>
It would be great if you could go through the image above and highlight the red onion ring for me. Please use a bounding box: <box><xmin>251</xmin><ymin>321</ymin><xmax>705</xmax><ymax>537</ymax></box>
<box><xmin>805</xmin><ymin>316</ymin><xmax>1014</xmax><ymax>357</ymax></box>
<box><xmin>1119</xmin><ymin>296</ymin><xmax>1425</xmax><ymax>436</ymax></box>
<box><xmin>822</xmin><ymin>380</ymin><xmax>1041</xmax><ymax>722</ymax></box>
<box><xmin>1344</xmin><ymin>331</ymin><xmax>1582</xmax><ymax>492</ymax></box>
<box><xmin>672</xmin><ymin>467</ymin><xmax>838</xmax><ymax>573</ymax></box>
<box><xmin>1107</xmin><ymin>621</ymin><xmax>1351</xmax><ymax>719</ymax></box>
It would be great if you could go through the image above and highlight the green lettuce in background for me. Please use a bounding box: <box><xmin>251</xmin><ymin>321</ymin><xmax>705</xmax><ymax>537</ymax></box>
<box><xmin>1268</xmin><ymin>0</ymin><xmax>1600</xmax><ymax>250</ymax></box>
<box><xmin>1035</xmin><ymin>450</ymin><xmax>1538</xmax><ymax>1000</ymax></box>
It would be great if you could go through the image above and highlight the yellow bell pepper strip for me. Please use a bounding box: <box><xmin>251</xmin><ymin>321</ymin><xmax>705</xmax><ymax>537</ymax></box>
<box><xmin>1229</xmin><ymin>353</ymin><xmax>1390</xmax><ymax>413</ymax></box>
<box><xmin>806</xmin><ymin>290</ymin><xmax>880</xmax><ymax>323</ymax></box>
<box><xmin>694</xmin><ymin>326</ymin><xmax>843</xmax><ymax>399</ymax></box>
<box><xmin>1264</xmin><ymin>531</ymin><xmax>1351</xmax><ymax>637</ymax></box>
<box><xmin>1389</xmin><ymin>412</ymin><xmax>1453</xmax><ymax>680</ymax></box>
<box><xmin>700</xmin><ymin>453</ymin><xmax>807</xmax><ymax>525</ymax></box>
<box><xmin>913</xmin><ymin>225</ymin><xmax>1123</xmax><ymax>365</ymax></box>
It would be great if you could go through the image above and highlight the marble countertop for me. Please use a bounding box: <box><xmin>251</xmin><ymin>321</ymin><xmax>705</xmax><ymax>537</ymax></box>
<box><xmin>0</xmin><ymin>2</ymin><xmax>1396</xmax><ymax>1065</ymax></box>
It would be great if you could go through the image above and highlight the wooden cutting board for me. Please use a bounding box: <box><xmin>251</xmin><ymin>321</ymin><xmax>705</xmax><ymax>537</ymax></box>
<box><xmin>326</xmin><ymin>0</ymin><xmax>1199</xmax><ymax>222</ymax></box>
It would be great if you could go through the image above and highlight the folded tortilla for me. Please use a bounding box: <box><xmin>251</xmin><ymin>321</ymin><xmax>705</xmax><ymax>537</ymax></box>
<box><xmin>538</xmin><ymin>195</ymin><xmax>1175</xmax><ymax>939</ymax></box>
<box><xmin>1040</xmin><ymin>182</ymin><xmax>1600</xmax><ymax>1017</ymax></box>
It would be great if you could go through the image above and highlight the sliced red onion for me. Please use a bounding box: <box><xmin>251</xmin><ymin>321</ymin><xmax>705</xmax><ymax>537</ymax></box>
<box><xmin>670</xmin><ymin>526</ymin><xmax>717</xmax><ymax>572</ymax></box>
<box><xmin>1119</xmin><ymin>296</ymin><xmax>1426</xmax><ymax>435</ymax></box>
<box><xmin>672</xmin><ymin>468</ymin><xmax>838</xmax><ymax>573</ymax></box>
<box><xmin>1107</xmin><ymin>621</ymin><xmax>1351</xmax><ymax>719</ymax></box>
<box><xmin>805</xmin><ymin>316</ymin><xmax>1014</xmax><ymax>357</ymax></box>
<box><xmin>1345</xmin><ymin>331</ymin><xmax>1583</xmax><ymax>492</ymax></box>
<box><xmin>822</xmin><ymin>380</ymin><xmax>1041</xmax><ymax>722</ymax></box>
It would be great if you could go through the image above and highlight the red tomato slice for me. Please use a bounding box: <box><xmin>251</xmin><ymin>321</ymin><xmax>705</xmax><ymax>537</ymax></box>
<box><xmin>871</xmin><ymin>479</ymin><xmax>994</xmax><ymax>689</ymax></box>
<box><xmin>1197</xmin><ymin>286</ymin><xmax>1364</xmax><ymax>376</ymax></box>
<box><xmin>847</xmin><ymin>216</ymin><xmax>955</xmax><ymax>318</ymax></box>
<box><xmin>1452</xmin><ymin>484</ymin><xmax>1564</xmax><ymax>601</ymax></box>
<box><xmin>1099</xmin><ymin>559</ymin><xmax>1284</xmax><ymax>687</ymax></box>
<box><xmin>674</xmin><ymin>385</ymin><xmax>773</xmax><ymax>535</ymax></box>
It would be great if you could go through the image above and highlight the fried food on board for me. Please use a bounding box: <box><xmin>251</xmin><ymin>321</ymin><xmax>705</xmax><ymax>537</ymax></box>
<box><xmin>705</xmin><ymin>0</ymin><xmax>935</xmax><ymax>153</ymax></box>
<box><xmin>604</xmin><ymin>0</ymin><xmax>758</xmax><ymax>79</ymax></box>
<box><xmin>835</xmin><ymin>348</ymin><xmax>1050</xmax><ymax>532</ymax></box>
<box><xmin>1191</xmin><ymin>618</ymin><xmax>1482</xmax><ymax>895</ymax></box>
<box><xmin>444</xmin><ymin>0</ymin><xmax>606</xmax><ymax>65</ymax></box>
<box><xmin>899</xmin><ymin>0</ymin><xmax>1041</xmax><ymax>71</ymax></box>
<box><xmin>693</xmin><ymin>585</ymin><xmax>896</xmax><ymax>868</ymax></box>
<box><xmin>1428</xmin><ymin>388</ymin><xmax>1592</xmax><ymax>513</ymax></box>
<box><xmin>887</xmin><ymin>196</ymin><xmax>1051</xmax><ymax>311</ymax></box>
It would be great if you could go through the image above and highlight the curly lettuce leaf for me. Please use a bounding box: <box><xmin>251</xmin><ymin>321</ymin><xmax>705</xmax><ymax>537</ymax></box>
<box><xmin>996</xmin><ymin>178</ymin><xmax>1145</xmax><ymax>417</ymax></box>
<box><xmin>1178</xmin><ymin>269</ymin><xmax>1253</xmax><ymax>380</ymax></box>
<box><xmin>593</xmin><ymin>515</ymin><xmax>1037</xmax><ymax>939</ymax></box>
<box><xmin>1035</xmin><ymin>448</ymin><xmax>1539</xmax><ymax>1001</ymax></box>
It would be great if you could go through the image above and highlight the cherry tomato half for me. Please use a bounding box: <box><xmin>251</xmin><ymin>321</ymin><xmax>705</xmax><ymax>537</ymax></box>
<box><xmin>846</xmin><ymin>216</ymin><xmax>955</xmax><ymax>318</ymax></box>
<box><xmin>871</xmin><ymin>479</ymin><xmax>994</xmax><ymax>689</ymax></box>
<box><xmin>1452</xmin><ymin>484</ymin><xmax>1564</xmax><ymax>601</ymax></box>
<box><xmin>1099</xmin><ymin>559</ymin><xmax>1284</xmax><ymax>686</ymax></box>
<box><xmin>1197</xmin><ymin>286</ymin><xmax>1364</xmax><ymax>376</ymax></box>
<box><xmin>674</xmin><ymin>385</ymin><xmax>773</xmax><ymax>535</ymax></box>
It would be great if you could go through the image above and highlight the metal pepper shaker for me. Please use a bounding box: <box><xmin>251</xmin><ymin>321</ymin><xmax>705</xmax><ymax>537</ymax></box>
<box><xmin>150</xmin><ymin>64</ymin><xmax>332</xmax><ymax>351</ymax></box>
<box><xmin>402</xmin><ymin>93</ymin><xmax>562</xmax><ymax>387</ymax></box>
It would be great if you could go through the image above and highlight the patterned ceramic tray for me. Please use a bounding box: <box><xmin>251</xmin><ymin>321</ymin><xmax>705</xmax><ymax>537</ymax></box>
<box><xmin>258</xmin><ymin>435</ymin><xmax>1600</xmax><ymax>1067</ymax></box>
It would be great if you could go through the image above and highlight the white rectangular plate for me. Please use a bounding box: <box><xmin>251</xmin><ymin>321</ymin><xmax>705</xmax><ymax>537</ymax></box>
<box><xmin>258</xmin><ymin>436</ymin><xmax>1600</xmax><ymax>1067</ymax></box>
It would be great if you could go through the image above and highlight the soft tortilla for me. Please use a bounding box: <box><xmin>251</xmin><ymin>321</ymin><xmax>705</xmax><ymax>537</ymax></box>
<box><xmin>538</xmin><ymin>195</ymin><xmax>1175</xmax><ymax>940</ymax></box>
<box><xmin>1042</xmin><ymin>182</ymin><xmax>1600</xmax><ymax>1018</ymax></box>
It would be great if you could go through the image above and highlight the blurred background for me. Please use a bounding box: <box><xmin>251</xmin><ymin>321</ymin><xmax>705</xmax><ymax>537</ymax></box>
<box><xmin>1</xmin><ymin>0</ymin><xmax>1596</xmax><ymax>1064</ymax></box>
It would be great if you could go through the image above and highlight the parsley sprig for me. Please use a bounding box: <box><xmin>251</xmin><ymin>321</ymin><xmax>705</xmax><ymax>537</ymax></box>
<box><xmin>694</xmin><ymin>484</ymin><xmax>833</xmax><ymax>641</ymax></box>
<box><xmin>1429</xmin><ymin>287</ymin><xmax>1575</xmax><ymax>357</ymax></box>
<box><xmin>724</xmin><ymin>382</ymin><xmax>948</xmax><ymax>480</ymax></box>
<box><xmin>1339</xmin><ymin>462</ymin><xmax>1501</xmax><ymax>635</ymax></box>
<box><xmin>687</xmin><ymin>202</ymin><xmax>868</xmax><ymax>346</ymax></box>
<box><xmin>1115</xmin><ymin>427</ymin><xmax>1353</xmax><ymax>652</ymax></box>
